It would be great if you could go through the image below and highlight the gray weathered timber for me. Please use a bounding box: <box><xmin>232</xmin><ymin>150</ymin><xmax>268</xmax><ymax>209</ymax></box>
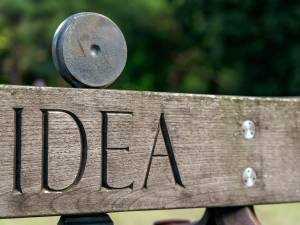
<box><xmin>0</xmin><ymin>85</ymin><xmax>299</xmax><ymax>218</ymax></box>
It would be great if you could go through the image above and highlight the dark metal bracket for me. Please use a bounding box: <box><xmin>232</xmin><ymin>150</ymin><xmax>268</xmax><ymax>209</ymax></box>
<box><xmin>155</xmin><ymin>206</ymin><xmax>262</xmax><ymax>225</ymax></box>
<box><xmin>58</xmin><ymin>213</ymin><xmax>114</xmax><ymax>225</ymax></box>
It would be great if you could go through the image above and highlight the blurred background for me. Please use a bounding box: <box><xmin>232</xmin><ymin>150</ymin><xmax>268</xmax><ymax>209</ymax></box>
<box><xmin>1</xmin><ymin>0</ymin><xmax>300</xmax><ymax>95</ymax></box>
<box><xmin>1</xmin><ymin>0</ymin><xmax>300</xmax><ymax>224</ymax></box>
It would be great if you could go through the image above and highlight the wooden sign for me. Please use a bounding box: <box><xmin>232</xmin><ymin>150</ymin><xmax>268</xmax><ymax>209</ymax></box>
<box><xmin>0</xmin><ymin>85</ymin><xmax>299</xmax><ymax>218</ymax></box>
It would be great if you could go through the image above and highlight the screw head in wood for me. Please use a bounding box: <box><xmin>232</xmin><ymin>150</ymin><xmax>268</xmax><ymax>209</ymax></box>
<box><xmin>242</xmin><ymin>167</ymin><xmax>256</xmax><ymax>187</ymax></box>
<box><xmin>52</xmin><ymin>12</ymin><xmax>127</xmax><ymax>88</ymax></box>
<box><xmin>241</xmin><ymin>120</ymin><xmax>256</xmax><ymax>139</ymax></box>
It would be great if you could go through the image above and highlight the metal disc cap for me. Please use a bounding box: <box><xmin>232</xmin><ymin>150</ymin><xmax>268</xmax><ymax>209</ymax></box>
<box><xmin>52</xmin><ymin>12</ymin><xmax>127</xmax><ymax>88</ymax></box>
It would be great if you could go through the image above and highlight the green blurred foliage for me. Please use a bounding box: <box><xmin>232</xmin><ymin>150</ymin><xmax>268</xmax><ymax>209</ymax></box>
<box><xmin>1</xmin><ymin>2</ymin><xmax>300</xmax><ymax>225</ymax></box>
<box><xmin>0</xmin><ymin>0</ymin><xmax>300</xmax><ymax>96</ymax></box>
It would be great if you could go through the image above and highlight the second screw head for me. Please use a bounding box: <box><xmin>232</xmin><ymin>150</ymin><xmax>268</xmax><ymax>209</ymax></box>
<box><xmin>243</xmin><ymin>167</ymin><xmax>257</xmax><ymax>187</ymax></box>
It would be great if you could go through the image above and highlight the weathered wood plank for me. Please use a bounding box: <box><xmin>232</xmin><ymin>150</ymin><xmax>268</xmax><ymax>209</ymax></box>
<box><xmin>0</xmin><ymin>85</ymin><xmax>299</xmax><ymax>218</ymax></box>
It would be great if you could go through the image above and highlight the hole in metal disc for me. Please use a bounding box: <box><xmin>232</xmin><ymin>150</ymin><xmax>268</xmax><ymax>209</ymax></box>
<box><xmin>90</xmin><ymin>44</ymin><xmax>101</xmax><ymax>57</ymax></box>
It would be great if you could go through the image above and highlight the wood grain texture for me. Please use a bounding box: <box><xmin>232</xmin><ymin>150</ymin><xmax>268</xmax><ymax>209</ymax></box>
<box><xmin>0</xmin><ymin>85</ymin><xmax>299</xmax><ymax>218</ymax></box>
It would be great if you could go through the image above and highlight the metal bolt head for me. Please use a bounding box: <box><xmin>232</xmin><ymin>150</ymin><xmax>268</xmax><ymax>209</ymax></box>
<box><xmin>241</xmin><ymin>120</ymin><xmax>256</xmax><ymax>139</ymax></box>
<box><xmin>52</xmin><ymin>12</ymin><xmax>127</xmax><ymax>88</ymax></box>
<box><xmin>242</xmin><ymin>167</ymin><xmax>256</xmax><ymax>187</ymax></box>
